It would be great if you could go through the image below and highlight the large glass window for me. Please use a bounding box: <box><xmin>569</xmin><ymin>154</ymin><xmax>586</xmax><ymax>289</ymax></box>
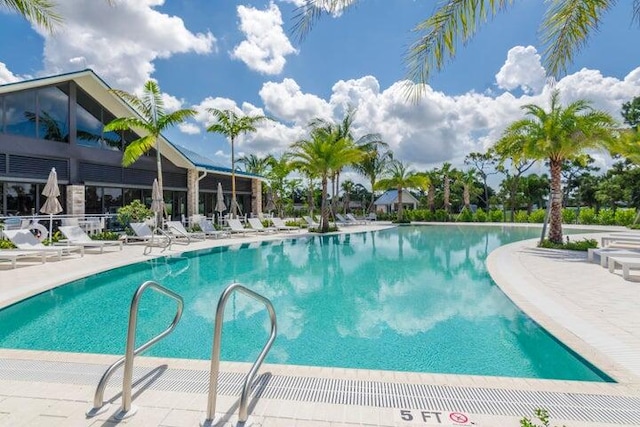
<box><xmin>103</xmin><ymin>187</ymin><xmax>123</xmax><ymax>214</ymax></box>
<box><xmin>1</xmin><ymin>84</ymin><xmax>70</xmax><ymax>142</ymax></box>
<box><xmin>36</xmin><ymin>84</ymin><xmax>70</xmax><ymax>142</ymax></box>
<box><xmin>6</xmin><ymin>183</ymin><xmax>37</xmax><ymax>215</ymax></box>
<box><xmin>85</xmin><ymin>186</ymin><xmax>102</xmax><ymax>214</ymax></box>
<box><xmin>3</xmin><ymin>91</ymin><xmax>37</xmax><ymax>139</ymax></box>
<box><xmin>76</xmin><ymin>88</ymin><xmax>140</xmax><ymax>151</ymax></box>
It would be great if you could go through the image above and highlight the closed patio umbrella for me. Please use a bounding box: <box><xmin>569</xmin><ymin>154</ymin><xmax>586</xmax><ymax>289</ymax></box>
<box><xmin>215</xmin><ymin>182</ymin><xmax>226</xmax><ymax>224</ymax></box>
<box><xmin>150</xmin><ymin>178</ymin><xmax>165</xmax><ymax>229</ymax></box>
<box><xmin>40</xmin><ymin>167</ymin><xmax>63</xmax><ymax>241</ymax></box>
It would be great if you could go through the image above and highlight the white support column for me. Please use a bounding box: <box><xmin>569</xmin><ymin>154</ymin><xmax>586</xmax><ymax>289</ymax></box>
<box><xmin>66</xmin><ymin>185</ymin><xmax>85</xmax><ymax>216</ymax></box>
<box><xmin>187</xmin><ymin>169</ymin><xmax>199</xmax><ymax>217</ymax></box>
<box><xmin>251</xmin><ymin>179</ymin><xmax>262</xmax><ymax>216</ymax></box>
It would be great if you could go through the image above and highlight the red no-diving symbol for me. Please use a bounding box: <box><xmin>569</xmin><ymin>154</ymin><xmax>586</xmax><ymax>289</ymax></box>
<box><xmin>449</xmin><ymin>412</ymin><xmax>469</xmax><ymax>424</ymax></box>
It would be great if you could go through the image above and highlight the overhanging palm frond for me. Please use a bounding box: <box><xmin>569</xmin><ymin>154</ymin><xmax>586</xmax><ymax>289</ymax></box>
<box><xmin>291</xmin><ymin>0</ymin><xmax>358</xmax><ymax>42</ymax></box>
<box><xmin>157</xmin><ymin>109</ymin><xmax>197</xmax><ymax>131</ymax></box>
<box><xmin>541</xmin><ymin>0</ymin><xmax>616</xmax><ymax>78</ymax></box>
<box><xmin>103</xmin><ymin>116</ymin><xmax>151</xmax><ymax>135</ymax></box>
<box><xmin>407</xmin><ymin>0</ymin><xmax>512</xmax><ymax>89</ymax></box>
<box><xmin>634</xmin><ymin>0</ymin><xmax>640</xmax><ymax>25</ymax></box>
<box><xmin>2</xmin><ymin>0</ymin><xmax>61</xmax><ymax>31</ymax></box>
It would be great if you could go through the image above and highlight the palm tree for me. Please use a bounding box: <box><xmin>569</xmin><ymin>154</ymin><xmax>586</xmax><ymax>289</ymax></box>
<box><xmin>495</xmin><ymin>89</ymin><xmax>616</xmax><ymax>243</ymax></box>
<box><xmin>424</xmin><ymin>170</ymin><xmax>439</xmax><ymax>212</ymax></box>
<box><xmin>206</xmin><ymin>109</ymin><xmax>270</xmax><ymax>217</ymax></box>
<box><xmin>289</xmin><ymin>127</ymin><xmax>363</xmax><ymax>232</ymax></box>
<box><xmin>104</xmin><ymin>80</ymin><xmax>196</xmax><ymax>217</ymax></box>
<box><xmin>457</xmin><ymin>169</ymin><xmax>479</xmax><ymax>211</ymax></box>
<box><xmin>2</xmin><ymin>0</ymin><xmax>61</xmax><ymax>30</ymax></box>
<box><xmin>294</xmin><ymin>1</ymin><xmax>637</xmax><ymax>85</ymax></box>
<box><xmin>237</xmin><ymin>153</ymin><xmax>274</xmax><ymax>176</ymax></box>
<box><xmin>353</xmin><ymin>147</ymin><xmax>393</xmax><ymax>213</ymax></box>
<box><xmin>376</xmin><ymin>160</ymin><xmax>428</xmax><ymax>222</ymax></box>
<box><xmin>439</xmin><ymin>162</ymin><xmax>454</xmax><ymax>213</ymax></box>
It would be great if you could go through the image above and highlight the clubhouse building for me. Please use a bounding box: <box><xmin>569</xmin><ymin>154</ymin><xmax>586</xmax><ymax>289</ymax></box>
<box><xmin>0</xmin><ymin>69</ymin><xmax>263</xmax><ymax>220</ymax></box>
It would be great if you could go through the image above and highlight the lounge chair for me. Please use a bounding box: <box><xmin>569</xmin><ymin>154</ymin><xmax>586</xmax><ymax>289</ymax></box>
<box><xmin>126</xmin><ymin>222</ymin><xmax>172</xmax><ymax>249</ymax></box>
<box><xmin>601</xmin><ymin>235</ymin><xmax>640</xmax><ymax>247</ymax></box>
<box><xmin>0</xmin><ymin>250</ymin><xmax>46</xmax><ymax>269</ymax></box>
<box><xmin>57</xmin><ymin>226</ymin><xmax>123</xmax><ymax>253</ymax></box>
<box><xmin>166</xmin><ymin>220</ymin><xmax>205</xmax><ymax>241</ymax></box>
<box><xmin>1</xmin><ymin>229</ymin><xmax>84</xmax><ymax>260</ymax></box>
<box><xmin>335</xmin><ymin>213</ymin><xmax>353</xmax><ymax>226</ymax></box>
<box><xmin>346</xmin><ymin>213</ymin><xmax>366</xmax><ymax>225</ymax></box>
<box><xmin>227</xmin><ymin>218</ymin><xmax>253</xmax><ymax>236</ymax></box>
<box><xmin>271</xmin><ymin>217</ymin><xmax>299</xmax><ymax>232</ymax></box>
<box><xmin>303</xmin><ymin>216</ymin><xmax>319</xmax><ymax>228</ymax></box>
<box><xmin>248</xmin><ymin>218</ymin><xmax>277</xmax><ymax>233</ymax></box>
<box><xmin>198</xmin><ymin>219</ymin><xmax>228</xmax><ymax>239</ymax></box>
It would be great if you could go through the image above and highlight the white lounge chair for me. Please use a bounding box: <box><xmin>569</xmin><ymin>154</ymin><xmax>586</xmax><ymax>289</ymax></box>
<box><xmin>607</xmin><ymin>255</ymin><xmax>640</xmax><ymax>280</ymax></box>
<box><xmin>227</xmin><ymin>218</ymin><xmax>253</xmax><ymax>236</ymax></box>
<box><xmin>248</xmin><ymin>218</ymin><xmax>277</xmax><ymax>233</ymax></box>
<box><xmin>303</xmin><ymin>216</ymin><xmax>319</xmax><ymax>228</ymax></box>
<box><xmin>126</xmin><ymin>222</ymin><xmax>172</xmax><ymax>249</ymax></box>
<box><xmin>0</xmin><ymin>250</ymin><xmax>46</xmax><ymax>269</ymax></box>
<box><xmin>271</xmin><ymin>217</ymin><xmax>298</xmax><ymax>232</ymax></box>
<box><xmin>601</xmin><ymin>235</ymin><xmax>640</xmax><ymax>247</ymax></box>
<box><xmin>346</xmin><ymin>213</ymin><xmax>366</xmax><ymax>225</ymax></box>
<box><xmin>166</xmin><ymin>220</ymin><xmax>205</xmax><ymax>241</ymax></box>
<box><xmin>199</xmin><ymin>219</ymin><xmax>228</xmax><ymax>239</ymax></box>
<box><xmin>1</xmin><ymin>229</ymin><xmax>84</xmax><ymax>260</ymax></box>
<box><xmin>57</xmin><ymin>226</ymin><xmax>123</xmax><ymax>253</ymax></box>
<box><xmin>588</xmin><ymin>247</ymin><xmax>640</xmax><ymax>267</ymax></box>
<box><xmin>334</xmin><ymin>213</ymin><xmax>352</xmax><ymax>226</ymax></box>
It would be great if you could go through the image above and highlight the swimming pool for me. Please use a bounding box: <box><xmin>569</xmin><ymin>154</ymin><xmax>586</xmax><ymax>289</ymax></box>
<box><xmin>0</xmin><ymin>225</ymin><xmax>611</xmax><ymax>381</ymax></box>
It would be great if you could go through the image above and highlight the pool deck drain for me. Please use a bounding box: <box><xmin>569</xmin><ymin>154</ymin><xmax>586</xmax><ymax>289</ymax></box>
<box><xmin>1</xmin><ymin>223</ymin><xmax>639</xmax><ymax>426</ymax></box>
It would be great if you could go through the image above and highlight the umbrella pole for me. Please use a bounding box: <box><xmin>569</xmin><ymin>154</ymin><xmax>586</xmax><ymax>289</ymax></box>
<box><xmin>49</xmin><ymin>214</ymin><xmax>53</xmax><ymax>243</ymax></box>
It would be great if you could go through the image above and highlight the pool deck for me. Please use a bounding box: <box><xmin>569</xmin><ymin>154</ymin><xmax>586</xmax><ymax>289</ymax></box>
<box><xmin>0</xmin><ymin>223</ymin><xmax>639</xmax><ymax>426</ymax></box>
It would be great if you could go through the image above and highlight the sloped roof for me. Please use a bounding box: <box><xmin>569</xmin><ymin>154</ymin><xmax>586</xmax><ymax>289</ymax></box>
<box><xmin>374</xmin><ymin>189</ymin><xmax>419</xmax><ymax>205</ymax></box>
<box><xmin>0</xmin><ymin>69</ymin><xmax>263</xmax><ymax>180</ymax></box>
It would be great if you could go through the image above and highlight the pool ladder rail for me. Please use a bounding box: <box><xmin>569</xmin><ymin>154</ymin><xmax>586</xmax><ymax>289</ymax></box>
<box><xmin>86</xmin><ymin>281</ymin><xmax>278</xmax><ymax>425</ymax></box>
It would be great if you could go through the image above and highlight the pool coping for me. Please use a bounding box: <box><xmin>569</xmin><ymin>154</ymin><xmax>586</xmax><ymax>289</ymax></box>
<box><xmin>1</xmin><ymin>222</ymin><xmax>640</xmax><ymax>426</ymax></box>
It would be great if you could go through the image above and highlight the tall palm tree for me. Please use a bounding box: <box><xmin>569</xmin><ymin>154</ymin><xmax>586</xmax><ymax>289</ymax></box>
<box><xmin>2</xmin><ymin>0</ymin><xmax>61</xmax><ymax>30</ymax></box>
<box><xmin>353</xmin><ymin>147</ymin><xmax>393</xmax><ymax>213</ymax></box>
<box><xmin>376</xmin><ymin>160</ymin><xmax>428</xmax><ymax>222</ymax></box>
<box><xmin>206</xmin><ymin>108</ymin><xmax>270</xmax><ymax>217</ymax></box>
<box><xmin>289</xmin><ymin>128</ymin><xmax>363</xmax><ymax>232</ymax></box>
<box><xmin>424</xmin><ymin>170</ymin><xmax>439</xmax><ymax>212</ymax></box>
<box><xmin>495</xmin><ymin>89</ymin><xmax>616</xmax><ymax>243</ymax></box>
<box><xmin>294</xmin><ymin>1</ymin><xmax>638</xmax><ymax>85</ymax></box>
<box><xmin>104</xmin><ymin>80</ymin><xmax>196</xmax><ymax>216</ymax></box>
<box><xmin>439</xmin><ymin>162</ymin><xmax>454</xmax><ymax>213</ymax></box>
<box><xmin>457</xmin><ymin>169</ymin><xmax>479</xmax><ymax>211</ymax></box>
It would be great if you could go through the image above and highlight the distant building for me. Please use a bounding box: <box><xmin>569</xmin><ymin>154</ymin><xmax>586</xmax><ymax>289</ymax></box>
<box><xmin>373</xmin><ymin>189</ymin><xmax>419</xmax><ymax>214</ymax></box>
<box><xmin>0</xmin><ymin>69</ymin><xmax>264</xmax><ymax>218</ymax></box>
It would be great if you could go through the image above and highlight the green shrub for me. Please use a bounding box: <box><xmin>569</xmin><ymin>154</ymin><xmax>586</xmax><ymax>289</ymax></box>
<box><xmin>434</xmin><ymin>209</ymin><xmax>449</xmax><ymax>222</ymax></box>
<box><xmin>285</xmin><ymin>219</ymin><xmax>303</xmax><ymax>228</ymax></box>
<box><xmin>538</xmin><ymin>238</ymin><xmax>597</xmax><ymax>251</ymax></box>
<box><xmin>514</xmin><ymin>211</ymin><xmax>529</xmax><ymax>223</ymax></box>
<box><xmin>474</xmin><ymin>208</ymin><xmax>488</xmax><ymax>222</ymax></box>
<box><xmin>90</xmin><ymin>231</ymin><xmax>120</xmax><ymax>241</ymax></box>
<box><xmin>529</xmin><ymin>209</ymin><xmax>546</xmax><ymax>223</ymax></box>
<box><xmin>597</xmin><ymin>208</ymin><xmax>616</xmax><ymax>225</ymax></box>
<box><xmin>188</xmin><ymin>224</ymin><xmax>202</xmax><ymax>232</ymax></box>
<box><xmin>578</xmin><ymin>207</ymin><xmax>597</xmax><ymax>224</ymax></box>
<box><xmin>520</xmin><ymin>408</ymin><xmax>567</xmax><ymax>427</ymax></box>
<box><xmin>392</xmin><ymin>218</ymin><xmax>411</xmax><ymax>224</ymax></box>
<box><xmin>562</xmin><ymin>208</ymin><xmax>576</xmax><ymax>224</ymax></box>
<box><xmin>0</xmin><ymin>239</ymin><xmax>16</xmax><ymax>249</ymax></box>
<box><xmin>457</xmin><ymin>208</ymin><xmax>474</xmax><ymax>222</ymax></box>
<box><xmin>489</xmin><ymin>209</ymin><xmax>504</xmax><ymax>222</ymax></box>
<box><xmin>117</xmin><ymin>200</ymin><xmax>153</xmax><ymax>226</ymax></box>
<box><xmin>615</xmin><ymin>208</ymin><xmax>636</xmax><ymax>226</ymax></box>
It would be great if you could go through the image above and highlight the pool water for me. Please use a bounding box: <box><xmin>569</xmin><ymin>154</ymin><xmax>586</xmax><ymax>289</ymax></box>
<box><xmin>0</xmin><ymin>225</ymin><xmax>611</xmax><ymax>381</ymax></box>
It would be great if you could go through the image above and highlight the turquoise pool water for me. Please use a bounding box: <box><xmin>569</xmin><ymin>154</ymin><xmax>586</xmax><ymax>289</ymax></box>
<box><xmin>0</xmin><ymin>225</ymin><xmax>611</xmax><ymax>381</ymax></box>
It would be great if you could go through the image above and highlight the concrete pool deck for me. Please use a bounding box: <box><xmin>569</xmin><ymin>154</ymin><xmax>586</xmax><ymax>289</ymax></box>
<box><xmin>0</xmin><ymin>223</ymin><xmax>639</xmax><ymax>426</ymax></box>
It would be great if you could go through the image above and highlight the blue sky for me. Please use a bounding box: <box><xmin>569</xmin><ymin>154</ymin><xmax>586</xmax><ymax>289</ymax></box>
<box><xmin>1</xmin><ymin>0</ymin><xmax>640</xmax><ymax>183</ymax></box>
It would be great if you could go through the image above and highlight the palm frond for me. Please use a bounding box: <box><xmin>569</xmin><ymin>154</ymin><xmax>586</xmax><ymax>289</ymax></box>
<box><xmin>103</xmin><ymin>116</ymin><xmax>151</xmax><ymax>134</ymax></box>
<box><xmin>634</xmin><ymin>0</ymin><xmax>640</xmax><ymax>25</ymax></box>
<box><xmin>291</xmin><ymin>0</ymin><xmax>358</xmax><ymax>42</ymax></box>
<box><xmin>122</xmin><ymin>134</ymin><xmax>156</xmax><ymax>166</ymax></box>
<box><xmin>157</xmin><ymin>109</ymin><xmax>197</xmax><ymax>131</ymax></box>
<box><xmin>3</xmin><ymin>0</ymin><xmax>61</xmax><ymax>31</ymax></box>
<box><xmin>109</xmin><ymin>89</ymin><xmax>146</xmax><ymax>116</ymax></box>
<box><xmin>541</xmin><ymin>0</ymin><xmax>615</xmax><ymax>78</ymax></box>
<box><xmin>406</xmin><ymin>0</ymin><xmax>512</xmax><ymax>91</ymax></box>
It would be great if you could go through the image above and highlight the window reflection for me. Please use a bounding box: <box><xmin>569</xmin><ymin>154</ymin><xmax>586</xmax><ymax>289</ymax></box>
<box><xmin>6</xmin><ymin>183</ymin><xmax>36</xmax><ymax>215</ymax></box>
<box><xmin>76</xmin><ymin>88</ymin><xmax>124</xmax><ymax>150</ymax></box>
<box><xmin>4</xmin><ymin>91</ymin><xmax>37</xmax><ymax>138</ymax></box>
<box><xmin>33</xmin><ymin>84</ymin><xmax>70</xmax><ymax>142</ymax></box>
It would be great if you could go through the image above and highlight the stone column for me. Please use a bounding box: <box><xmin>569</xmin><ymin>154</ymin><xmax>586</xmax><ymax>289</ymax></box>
<box><xmin>66</xmin><ymin>185</ymin><xmax>85</xmax><ymax>216</ymax></box>
<box><xmin>251</xmin><ymin>179</ymin><xmax>262</xmax><ymax>216</ymax></box>
<box><xmin>186</xmin><ymin>169</ymin><xmax>199</xmax><ymax>218</ymax></box>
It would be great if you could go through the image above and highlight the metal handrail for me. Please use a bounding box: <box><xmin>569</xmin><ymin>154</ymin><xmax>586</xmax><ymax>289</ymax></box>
<box><xmin>203</xmin><ymin>283</ymin><xmax>277</xmax><ymax>425</ymax></box>
<box><xmin>166</xmin><ymin>223</ymin><xmax>191</xmax><ymax>245</ymax></box>
<box><xmin>144</xmin><ymin>227</ymin><xmax>173</xmax><ymax>255</ymax></box>
<box><xmin>86</xmin><ymin>281</ymin><xmax>183</xmax><ymax>419</ymax></box>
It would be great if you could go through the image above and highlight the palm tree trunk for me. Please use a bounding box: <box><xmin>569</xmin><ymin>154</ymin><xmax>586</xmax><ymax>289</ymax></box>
<box><xmin>463</xmin><ymin>186</ymin><xmax>470</xmax><ymax>210</ymax></box>
<box><xmin>548</xmin><ymin>159</ymin><xmax>564</xmax><ymax>243</ymax></box>
<box><xmin>369</xmin><ymin>178</ymin><xmax>376</xmax><ymax>213</ymax></box>
<box><xmin>444</xmin><ymin>176</ymin><xmax>451</xmax><ymax>213</ymax></box>
<box><xmin>428</xmin><ymin>184</ymin><xmax>435</xmax><ymax>212</ymax></box>
<box><xmin>321</xmin><ymin>176</ymin><xmax>329</xmax><ymax>233</ymax></box>
<box><xmin>156</xmin><ymin>144</ymin><xmax>164</xmax><ymax>225</ymax></box>
<box><xmin>231</xmin><ymin>136</ymin><xmax>237</xmax><ymax>218</ymax></box>
<box><xmin>397</xmin><ymin>185</ymin><xmax>403</xmax><ymax>221</ymax></box>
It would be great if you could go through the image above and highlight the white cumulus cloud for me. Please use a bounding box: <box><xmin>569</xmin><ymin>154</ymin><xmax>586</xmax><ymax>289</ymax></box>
<box><xmin>178</xmin><ymin>122</ymin><xmax>201</xmax><ymax>135</ymax></box>
<box><xmin>495</xmin><ymin>45</ymin><xmax>546</xmax><ymax>94</ymax></box>
<box><xmin>260</xmin><ymin>78</ymin><xmax>332</xmax><ymax>124</ymax></box>
<box><xmin>37</xmin><ymin>0</ymin><xmax>216</xmax><ymax>92</ymax></box>
<box><xmin>232</xmin><ymin>2</ymin><xmax>298</xmax><ymax>75</ymax></box>
<box><xmin>0</xmin><ymin>62</ymin><xmax>22</xmax><ymax>84</ymax></box>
